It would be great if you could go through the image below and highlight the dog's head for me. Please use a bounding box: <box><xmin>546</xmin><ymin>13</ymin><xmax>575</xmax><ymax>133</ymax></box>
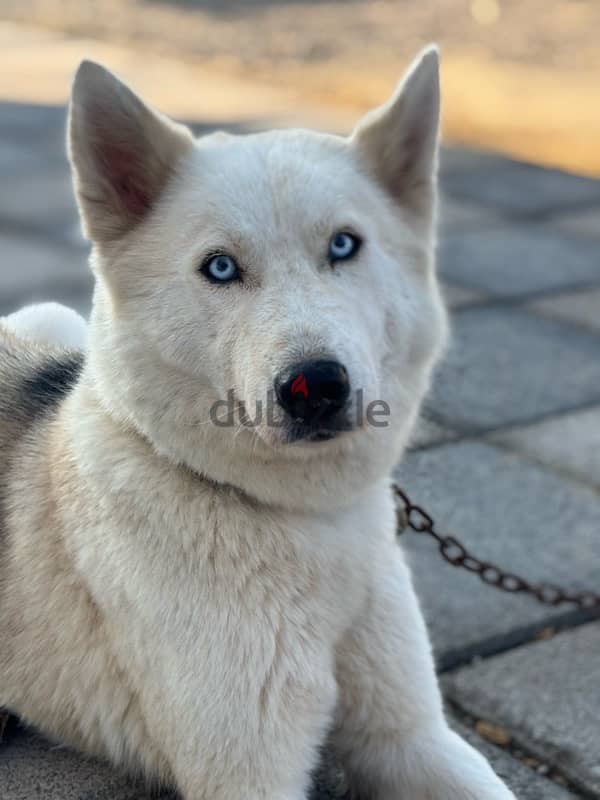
<box><xmin>68</xmin><ymin>49</ymin><xmax>447</xmax><ymax>511</ymax></box>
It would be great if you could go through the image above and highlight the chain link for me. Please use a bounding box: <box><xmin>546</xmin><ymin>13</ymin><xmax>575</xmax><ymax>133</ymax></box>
<box><xmin>393</xmin><ymin>484</ymin><xmax>600</xmax><ymax>611</ymax></box>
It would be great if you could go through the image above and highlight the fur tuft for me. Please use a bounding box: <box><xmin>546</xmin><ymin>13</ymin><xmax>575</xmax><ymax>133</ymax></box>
<box><xmin>2</xmin><ymin>303</ymin><xmax>88</xmax><ymax>350</ymax></box>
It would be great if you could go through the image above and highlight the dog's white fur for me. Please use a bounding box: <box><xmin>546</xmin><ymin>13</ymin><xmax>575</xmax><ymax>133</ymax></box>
<box><xmin>2</xmin><ymin>302</ymin><xmax>87</xmax><ymax>350</ymax></box>
<box><xmin>0</xmin><ymin>50</ymin><xmax>516</xmax><ymax>799</ymax></box>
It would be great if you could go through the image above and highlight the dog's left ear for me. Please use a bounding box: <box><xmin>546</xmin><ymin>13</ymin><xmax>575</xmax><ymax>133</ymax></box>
<box><xmin>351</xmin><ymin>46</ymin><xmax>440</xmax><ymax>221</ymax></box>
<box><xmin>68</xmin><ymin>61</ymin><xmax>194</xmax><ymax>243</ymax></box>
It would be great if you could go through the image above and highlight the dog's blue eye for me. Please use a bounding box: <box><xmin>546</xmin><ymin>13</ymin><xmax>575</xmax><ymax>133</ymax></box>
<box><xmin>329</xmin><ymin>232</ymin><xmax>361</xmax><ymax>263</ymax></box>
<box><xmin>202</xmin><ymin>254</ymin><xmax>240</xmax><ymax>284</ymax></box>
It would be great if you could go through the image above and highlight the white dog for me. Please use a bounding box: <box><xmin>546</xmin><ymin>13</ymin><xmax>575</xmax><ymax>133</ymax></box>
<box><xmin>0</xmin><ymin>49</ymin><xmax>516</xmax><ymax>799</ymax></box>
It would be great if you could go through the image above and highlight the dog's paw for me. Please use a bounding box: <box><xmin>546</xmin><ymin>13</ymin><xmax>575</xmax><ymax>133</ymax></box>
<box><xmin>396</xmin><ymin>726</ymin><xmax>517</xmax><ymax>800</ymax></box>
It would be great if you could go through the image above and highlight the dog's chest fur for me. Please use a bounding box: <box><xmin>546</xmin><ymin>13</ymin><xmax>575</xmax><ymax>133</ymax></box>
<box><xmin>0</xmin><ymin>372</ymin><xmax>386</xmax><ymax>775</ymax></box>
<box><xmin>68</xmin><ymin>389</ymin><xmax>379</xmax><ymax>672</ymax></box>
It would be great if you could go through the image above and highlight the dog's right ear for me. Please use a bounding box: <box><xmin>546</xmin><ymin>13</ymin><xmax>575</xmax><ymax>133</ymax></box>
<box><xmin>351</xmin><ymin>46</ymin><xmax>440</xmax><ymax>223</ymax></box>
<box><xmin>68</xmin><ymin>61</ymin><xmax>194</xmax><ymax>243</ymax></box>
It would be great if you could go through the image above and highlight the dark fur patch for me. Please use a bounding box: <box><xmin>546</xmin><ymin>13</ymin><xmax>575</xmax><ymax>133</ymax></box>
<box><xmin>0</xmin><ymin>343</ymin><xmax>85</xmax><ymax>566</ymax></box>
<box><xmin>20</xmin><ymin>353</ymin><xmax>84</xmax><ymax>412</ymax></box>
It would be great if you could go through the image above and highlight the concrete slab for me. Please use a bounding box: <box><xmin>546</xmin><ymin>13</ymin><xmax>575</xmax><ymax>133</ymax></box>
<box><xmin>444</xmin><ymin>624</ymin><xmax>600</xmax><ymax>797</ymax></box>
<box><xmin>490</xmin><ymin>407</ymin><xmax>600</xmax><ymax>489</ymax></box>
<box><xmin>0</xmin><ymin>716</ymin><xmax>578</xmax><ymax>800</ymax></box>
<box><xmin>437</xmin><ymin>193</ymin><xmax>500</xmax><ymax>236</ymax></box>
<box><xmin>0</xmin><ymin>102</ymin><xmax>66</xmax><ymax>163</ymax></box>
<box><xmin>0</xmin><ymin>233</ymin><xmax>92</xmax><ymax>315</ymax></box>
<box><xmin>528</xmin><ymin>288</ymin><xmax>600</xmax><ymax>334</ymax></box>
<box><xmin>0</xmin><ymin>726</ymin><xmax>347</xmax><ymax>800</ymax></box>
<box><xmin>441</xmin><ymin>281</ymin><xmax>486</xmax><ymax>310</ymax></box>
<box><xmin>407</xmin><ymin>416</ymin><xmax>456</xmax><ymax>450</ymax></box>
<box><xmin>427</xmin><ymin>306</ymin><xmax>600</xmax><ymax>430</ymax></box>
<box><xmin>0</xmin><ymin>726</ymin><xmax>168</xmax><ymax>800</ymax></box>
<box><xmin>553</xmin><ymin>205</ymin><xmax>600</xmax><ymax>240</ymax></box>
<box><xmin>449</xmin><ymin>717</ymin><xmax>579</xmax><ymax>800</ymax></box>
<box><xmin>438</xmin><ymin>226</ymin><xmax>600</xmax><ymax>298</ymax></box>
<box><xmin>440</xmin><ymin>148</ymin><xmax>600</xmax><ymax>217</ymax></box>
<box><xmin>0</xmin><ymin>137</ymin><xmax>57</xmax><ymax>179</ymax></box>
<box><xmin>395</xmin><ymin>440</ymin><xmax>600</xmax><ymax>659</ymax></box>
<box><xmin>0</xmin><ymin>168</ymin><xmax>80</xmax><ymax>240</ymax></box>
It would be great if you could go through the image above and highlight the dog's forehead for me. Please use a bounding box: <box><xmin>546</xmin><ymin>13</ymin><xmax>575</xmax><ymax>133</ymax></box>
<box><xmin>185</xmin><ymin>129</ymin><xmax>365</xmax><ymax>224</ymax></box>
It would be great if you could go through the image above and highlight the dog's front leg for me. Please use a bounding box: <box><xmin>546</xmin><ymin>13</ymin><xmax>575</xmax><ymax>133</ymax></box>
<box><xmin>151</xmin><ymin>687</ymin><xmax>319</xmax><ymax>800</ymax></box>
<box><xmin>133</xmin><ymin>637</ymin><xmax>332</xmax><ymax>800</ymax></box>
<box><xmin>158</xmin><ymin>704</ymin><xmax>315</xmax><ymax>800</ymax></box>
<box><xmin>332</xmin><ymin>542</ymin><xmax>516</xmax><ymax>800</ymax></box>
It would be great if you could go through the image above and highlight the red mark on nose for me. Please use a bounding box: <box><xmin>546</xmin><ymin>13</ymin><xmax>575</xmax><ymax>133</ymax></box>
<box><xmin>291</xmin><ymin>373</ymin><xmax>309</xmax><ymax>399</ymax></box>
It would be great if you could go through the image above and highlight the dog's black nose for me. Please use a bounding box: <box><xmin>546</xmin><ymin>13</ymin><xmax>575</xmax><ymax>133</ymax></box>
<box><xmin>275</xmin><ymin>360</ymin><xmax>350</xmax><ymax>423</ymax></box>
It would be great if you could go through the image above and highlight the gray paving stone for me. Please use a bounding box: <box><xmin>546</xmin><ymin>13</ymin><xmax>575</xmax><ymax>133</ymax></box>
<box><xmin>0</xmin><ymin>138</ymin><xmax>55</xmax><ymax>178</ymax></box>
<box><xmin>407</xmin><ymin>416</ymin><xmax>456</xmax><ymax>450</ymax></box>
<box><xmin>528</xmin><ymin>287</ymin><xmax>600</xmax><ymax>333</ymax></box>
<box><xmin>0</xmin><ymin>168</ymin><xmax>80</xmax><ymax>238</ymax></box>
<box><xmin>443</xmin><ymin>624</ymin><xmax>600</xmax><ymax>797</ymax></box>
<box><xmin>0</xmin><ymin>102</ymin><xmax>80</xmax><ymax>239</ymax></box>
<box><xmin>427</xmin><ymin>306</ymin><xmax>600</xmax><ymax>430</ymax></box>
<box><xmin>449</xmin><ymin>717</ymin><xmax>579</xmax><ymax>799</ymax></box>
<box><xmin>440</xmin><ymin>147</ymin><xmax>600</xmax><ymax>216</ymax></box>
<box><xmin>1</xmin><ymin>717</ymin><xmax>575</xmax><ymax>800</ymax></box>
<box><xmin>395</xmin><ymin>441</ymin><xmax>600</xmax><ymax>658</ymax></box>
<box><xmin>553</xmin><ymin>205</ymin><xmax>600</xmax><ymax>240</ymax></box>
<box><xmin>0</xmin><ymin>727</ymin><xmax>163</xmax><ymax>800</ymax></box>
<box><xmin>438</xmin><ymin>193</ymin><xmax>500</xmax><ymax>236</ymax></box>
<box><xmin>439</xmin><ymin>226</ymin><xmax>600</xmax><ymax>298</ymax></box>
<box><xmin>0</xmin><ymin>726</ymin><xmax>355</xmax><ymax>800</ymax></box>
<box><xmin>0</xmin><ymin>233</ymin><xmax>92</xmax><ymax>314</ymax></box>
<box><xmin>491</xmin><ymin>407</ymin><xmax>600</xmax><ymax>489</ymax></box>
<box><xmin>441</xmin><ymin>280</ymin><xmax>486</xmax><ymax>309</ymax></box>
<box><xmin>0</xmin><ymin>103</ymin><xmax>67</xmax><ymax>165</ymax></box>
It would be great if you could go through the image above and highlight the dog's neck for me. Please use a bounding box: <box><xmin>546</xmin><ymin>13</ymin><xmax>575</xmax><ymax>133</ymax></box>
<box><xmin>70</xmin><ymin>362</ymin><xmax>387</xmax><ymax>517</ymax></box>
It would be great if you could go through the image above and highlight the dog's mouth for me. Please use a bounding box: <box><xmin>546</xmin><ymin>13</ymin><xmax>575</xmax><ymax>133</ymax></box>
<box><xmin>227</xmin><ymin>389</ymin><xmax>358</xmax><ymax>448</ymax></box>
<box><xmin>283</xmin><ymin>415</ymin><xmax>355</xmax><ymax>445</ymax></box>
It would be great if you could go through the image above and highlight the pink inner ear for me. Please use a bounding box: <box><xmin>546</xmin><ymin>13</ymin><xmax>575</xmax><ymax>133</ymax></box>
<box><xmin>99</xmin><ymin>142</ymin><xmax>153</xmax><ymax>219</ymax></box>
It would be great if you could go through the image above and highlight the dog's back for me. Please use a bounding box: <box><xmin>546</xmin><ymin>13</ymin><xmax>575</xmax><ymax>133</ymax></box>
<box><xmin>0</xmin><ymin>327</ymin><xmax>83</xmax><ymax>445</ymax></box>
<box><xmin>0</xmin><ymin>328</ymin><xmax>84</xmax><ymax>538</ymax></box>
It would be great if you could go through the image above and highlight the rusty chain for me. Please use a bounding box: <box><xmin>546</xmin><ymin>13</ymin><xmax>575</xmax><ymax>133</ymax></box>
<box><xmin>393</xmin><ymin>484</ymin><xmax>600</xmax><ymax>611</ymax></box>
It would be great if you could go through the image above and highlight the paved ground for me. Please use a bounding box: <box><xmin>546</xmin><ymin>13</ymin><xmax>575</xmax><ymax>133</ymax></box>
<box><xmin>1</xmin><ymin>100</ymin><xmax>599</xmax><ymax>799</ymax></box>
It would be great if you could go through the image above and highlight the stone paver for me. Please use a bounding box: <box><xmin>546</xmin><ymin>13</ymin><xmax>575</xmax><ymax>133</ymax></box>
<box><xmin>0</xmin><ymin>167</ymin><xmax>80</xmax><ymax>241</ymax></box>
<box><xmin>0</xmin><ymin>103</ymin><xmax>67</xmax><ymax>169</ymax></box>
<box><xmin>396</xmin><ymin>440</ymin><xmax>600</xmax><ymax>658</ymax></box>
<box><xmin>444</xmin><ymin>624</ymin><xmax>600</xmax><ymax>797</ymax></box>
<box><xmin>491</xmin><ymin>407</ymin><xmax>600</xmax><ymax>489</ymax></box>
<box><xmin>0</xmin><ymin>233</ymin><xmax>92</xmax><ymax>315</ymax></box>
<box><xmin>0</xmin><ymin>726</ymin><xmax>165</xmax><ymax>800</ymax></box>
<box><xmin>439</xmin><ymin>225</ymin><xmax>600</xmax><ymax>298</ymax></box>
<box><xmin>1</xmin><ymin>717</ymin><xmax>579</xmax><ymax>800</ymax></box>
<box><xmin>408</xmin><ymin>416</ymin><xmax>456</xmax><ymax>450</ymax></box>
<box><xmin>437</xmin><ymin>193</ymin><xmax>500</xmax><ymax>236</ymax></box>
<box><xmin>441</xmin><ymin>147</ymin><xmax>600</xmax><ymax>216</ymax></box>
<box><xmin>0</xmin><ymin>104</ymin><xmax>80</xmax><ymax>241</ymax></box>
<box><xmin>553</xmin><ymin>205</ymin><xmax>600</xmax><ymax>240</ymax></box>
<box><xmin>450</xmin><ymin>717</ymin><xmax>579</xmax><ymax>800</ymax></box>
<box><xmin>528</xmin><ymin>287</ymin><xmax>600</xmax><ymax>333</ymax></box>
<box><xmin>427</xmin><ymin>306</ymin><xmax>600</xmax><ymax>430</ymax></box>
<box><xmin>440</xmin><ymin>281</ymin><xmax>485</xmax><ymax>310</ymax></box>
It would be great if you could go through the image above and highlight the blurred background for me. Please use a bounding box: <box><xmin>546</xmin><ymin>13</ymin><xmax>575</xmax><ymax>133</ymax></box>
<box><xmin>1</xmin><ymin>0</ymin><xmax>600</xmax><ymax>173</ymax></box>
<box><xmin>1</xmin><ymin>3</ymin><xmax>600</xmax><ymax>800</ymax></box>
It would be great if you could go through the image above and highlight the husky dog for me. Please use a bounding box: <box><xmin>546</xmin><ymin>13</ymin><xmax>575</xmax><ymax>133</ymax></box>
<box><xmin>0</xmin><ymin>49</ymin><xmax>516</xmax><ymax>799</ymax></box>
